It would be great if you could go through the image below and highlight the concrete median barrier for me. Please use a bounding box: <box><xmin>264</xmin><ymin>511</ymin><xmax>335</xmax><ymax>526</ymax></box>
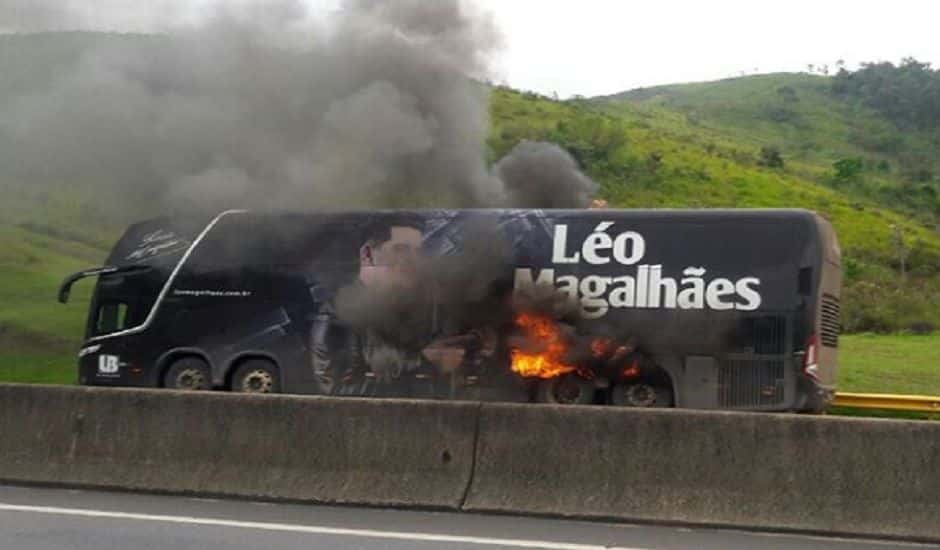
<box><xmin>463</xmin><ymin>403</ymin><xmax>940</xmax><ymax>541</ymax></box>
<box><xmin>0</xmin><ymin>384</ymin><xmax>477</xmax><ymax>509</ymax></box>
<box><xmin>2</xmin><ymin>383</ymin><xmax>939</xmax><ymax>541</ymax></box>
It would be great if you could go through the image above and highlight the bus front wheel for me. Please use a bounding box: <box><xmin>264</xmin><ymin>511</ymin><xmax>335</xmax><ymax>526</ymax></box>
<box><xmin>231</xmin><ymin>359</ymin><xmax>281</xmax><ymax>394</ymax></box>
<box><xmin>163</xmin><ymin>357</ymin><xmax>211</xmax><ymax>391</ymax></box>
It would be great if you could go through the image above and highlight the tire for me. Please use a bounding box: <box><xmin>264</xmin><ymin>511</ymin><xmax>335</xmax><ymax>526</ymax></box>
<box><xmin>610</xmin><ymin>382</ymin><xmax>674</xmax><ymax>408</ymax></box>
<box><xmin>163</xmin><ymin>357</ymin><xmax>212</xmax><ymax>391</ymax></box>
<box><xmin>536</xmin><ymin>374</ymin><xmax>594</xmax><ymax>405</ymax></box>
<box><xmin>230</xmin><ymin>359</ymin><xmax>281</xmax><ymax>394</ymax></box>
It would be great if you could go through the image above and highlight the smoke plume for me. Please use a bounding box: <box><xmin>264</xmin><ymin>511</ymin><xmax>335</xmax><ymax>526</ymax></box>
<box><xmin>496</xmin><ymin>141</ymin><xmax>599</xmax><ymax>209</ymax></box>
<box><xmin>0</xmin><ymin>0</ymin><xmax>599</xmax><ymax>219</ymax></box>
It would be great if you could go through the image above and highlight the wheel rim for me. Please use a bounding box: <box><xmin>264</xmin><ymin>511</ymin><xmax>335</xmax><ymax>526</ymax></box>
<box><xmin>623</xmin><ymin>383</ymin><xmax>657</xmax><ymax>407</ymax></box>
<box><xmin>241</xmin><ymin>369</ymin><xmax>274</xmax><ymax>393</ymax></box>
<box><xmin>176</xmin><ymin>368</ymin><xmax>207</xmax><ymax>390</ymax></box>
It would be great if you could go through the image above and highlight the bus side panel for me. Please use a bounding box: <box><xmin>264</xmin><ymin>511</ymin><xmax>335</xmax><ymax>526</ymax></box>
<box><xmin>814</xmin><ymin>215</ymin><xmax>842</xmax><ymax>390</ymax></box>
<box><xmin>528</xmin><ymin>211</ymin><xmax>813</xmax><ymax>410</ymax></box>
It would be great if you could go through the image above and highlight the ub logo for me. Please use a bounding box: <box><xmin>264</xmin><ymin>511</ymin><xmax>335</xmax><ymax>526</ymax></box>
<box><xmin>98</xmin><ymin>355</ymin><xmax>120</xmax><ymax>374</ymax></box>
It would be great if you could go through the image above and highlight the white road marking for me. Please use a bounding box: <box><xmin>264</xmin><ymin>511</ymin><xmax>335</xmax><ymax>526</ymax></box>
<box><xmin>715</xmin><ymin>528</ymin><xmax>935</xmax><ymax>548</ymax></box>
<box><xmin>0</xmin><ymin>503</ymin><xmax>646</xmax><ymax>550</ymax></box>
<box><xmin>784</xmin><ymin>533</ymin><xmax>934</xmax><ymax>547</ymax></box>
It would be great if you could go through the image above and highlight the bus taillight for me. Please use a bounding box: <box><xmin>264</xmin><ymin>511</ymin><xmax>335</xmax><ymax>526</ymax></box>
<box><xmin>803</xmin><ymin>334</ymin><xmax>819</xmax><ymax>381</ymax></box>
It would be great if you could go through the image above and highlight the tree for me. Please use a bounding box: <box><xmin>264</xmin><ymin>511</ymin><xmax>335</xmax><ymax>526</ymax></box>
<box><xmin>549</xmin><ymin>115</ymin><xmax>627</xmax><ymax>168</ymax></box>
<box><xmin>832</xmin><ymin>158</ymin><xmax>864</xmax><ymax>181</ymax></box>
<box><xmin>776</xmin><ymin>85</ymin><xmax>799</xmax><ymax>103</ymax></box>
<box><xmin>831</xmin><ymin>57</ymin><xmax>940</xmax><ymax>130</ymax></box>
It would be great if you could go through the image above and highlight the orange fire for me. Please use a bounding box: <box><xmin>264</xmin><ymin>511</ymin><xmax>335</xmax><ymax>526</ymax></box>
<box><xmin>590</xmin><ymin>338</ymin><xmax>612</xmax><ymax>358</ymax></box>
<box><xmin>510</xmin><ymin>312</ymin><xmax>577</xmax><ymax>379</ymax></box>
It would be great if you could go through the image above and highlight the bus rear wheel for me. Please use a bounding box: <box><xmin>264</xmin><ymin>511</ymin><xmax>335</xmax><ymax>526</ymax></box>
<box><xmin>611</xmin><ymin>382</ymin><xmax>673</xmax><ymax>408</ymax></box>
<box><xmin>164</xmin><ymin>357</ymin><xmax>211</xmax><ymax>391</ymax></box>
<box><xmin>231</xmin><ymin>360</ymin><xmax>280</xmax><ymax>394</ymax></box>
<box><xmin>536</xmin><ymin>374</ymin><xmax>594</xmax><ymax>405</ymax></box>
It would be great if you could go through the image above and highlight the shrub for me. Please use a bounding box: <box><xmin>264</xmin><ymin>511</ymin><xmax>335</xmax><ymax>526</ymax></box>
<box><xmin>833</xmin><ymin>157</ymin><xmax>864</xmax><ymax>181</ymax></box>
<box><xmin>907</xmin><ymin>321</ymin><xmax>935</xmax><ymax>335</ymax></box>
<box><xmin>757</xmin><ymin>146</ymin><xmax>784</xmax><ymax>168</ymax></box>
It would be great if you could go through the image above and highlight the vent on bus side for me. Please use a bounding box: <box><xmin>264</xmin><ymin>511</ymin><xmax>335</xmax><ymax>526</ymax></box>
<box><xmin>730</xmin><ymin>315</ymin><xmax>787</xmax><ymax>355</ymax></box>
<box><xmin>820</xmin><ymin>294</ymin><xmax>840</xmax><ymax>348</ymax></box>
<box><xmin>718</xmin><ymin>359</ymin><xmax>786</xmax><ymax>408</ymax></box>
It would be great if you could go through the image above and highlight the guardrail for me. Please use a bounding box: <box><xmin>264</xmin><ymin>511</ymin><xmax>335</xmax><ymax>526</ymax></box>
<box><xmin>834</xmin><ymin>392</ymin><xmax>940</xmax><ymax>413</ymax></box>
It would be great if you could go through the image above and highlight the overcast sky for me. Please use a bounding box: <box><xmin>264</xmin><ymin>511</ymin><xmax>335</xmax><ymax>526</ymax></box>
<box><xmin>469</xmin><ymin>0</ymin><xmax>940</xmax><ymax>98</ymax></box>
<box><xmin>5</xmin><ymin>0</ymin><xmax>939</xmax><ymax>98</ymax></box>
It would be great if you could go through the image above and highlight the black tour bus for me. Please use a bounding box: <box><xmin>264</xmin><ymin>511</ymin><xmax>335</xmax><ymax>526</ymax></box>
<box><xmin>59</xmin><ymin>209</ymin><xmax>841</xmax><ymax>412</ymax></box>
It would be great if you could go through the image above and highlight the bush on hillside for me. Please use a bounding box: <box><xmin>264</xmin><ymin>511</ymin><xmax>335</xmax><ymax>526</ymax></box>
<box><xmin>776</xmin><ymin>85</ymin><xmax>799</xmax><ymax>103</ymax></box>
<box><xmin>548</xmin><ymin>115</ymin><xmax>628</xmax><ymax>169</ymax></box>
<box><xmin>898</xmin><ymin>154</ymin><xmax>935</xmax><ymax>183</ymax></box>
<box><xmin>841</xmin><ymin>279</ymin><xmax>940</xmax><ymax>334</ymax></box>
<box><xmin>832</xmin><ymin>157</ymin><xmax>864</xmax><ymax>181</ymax></box>
<box><xmin>907</xmin><ymin>321</ymin><xmax>935</xmax><ymax>335</ymax></box>
<box><xmin>765</xmin><ymin>106</ymin><xmax>798</xmax><ymax>123</ymax></box>
<box><xmin>757</xmin><ymin>146</ymin><xmax>784</xmax><ymax>168</ymax></box>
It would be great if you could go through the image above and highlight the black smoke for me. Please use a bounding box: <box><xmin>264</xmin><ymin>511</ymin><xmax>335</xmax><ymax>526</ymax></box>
<box><xmin>2</xmin><ymin>0</ymin><xmax>605</xmax><ymax>395</ymax></box>
<box><xmin>496</xmin><ymin>141</ymin><xmax>598</xmax><ymax>209</ymax></box>
<box><xmin>0</xmin><ymin>0</ymin><xmax>599</xmax><ymax>219</ymax></box>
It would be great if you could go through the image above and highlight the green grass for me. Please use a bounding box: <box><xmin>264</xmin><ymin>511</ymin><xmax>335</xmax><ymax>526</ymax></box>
<box><xmin>831</xmin><ymin>333</ymin><xmax>940</xmax><ymax>420</ymax></box>
<box><xmin>0</xmin><ymin>352</ymin><xmax>75</xmax><ymax>385</ymax></box>
<box><xmin>0</xmin><ymin>222</ymin><xmax>106</xmax><ymax>388</ymax></box>
<box><xmin>602</xmin><ymin>73</ymin><xmax>939</xmax><ymax>182</ymax></box>
<box><xmin>838</xmin><ymin>333</ymin><xmax>940</xmax><ymax>395</ymax></box>
<box><xmin>0</xmin><ymin>223</ymin><xmax>105</xmax><ymax>337</ymax></box>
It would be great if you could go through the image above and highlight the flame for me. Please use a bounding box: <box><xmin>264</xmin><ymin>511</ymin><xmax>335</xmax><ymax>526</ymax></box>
<box><xmin>510</xmin><ymin>312</ymin><xmax>576</xmax><ymax>379</ymax></box>
<box><xmin>590</xmin><ymin>338</ymin><xmax>612</xmax><ymax>358</ymax></box>
<box><xmin>622</xmin><ymin>360</ymin><xmax>641</xmax><ymax>379</ymax></box>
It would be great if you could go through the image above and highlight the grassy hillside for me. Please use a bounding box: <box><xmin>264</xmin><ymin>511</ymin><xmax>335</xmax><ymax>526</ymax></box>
<box><xmin>0</xmin><ymin>222</ymin><xmax>107</xmax><ymax>384</ymax></box>
<box><xmin>599</xmin><ymin>74</ymin><xmax>940</xmax><ymax>332</ymax></box>
<box><xmin>601</xmin><ymin>73</ymin><xmax>940</xmax><ymax>220</ymax></box>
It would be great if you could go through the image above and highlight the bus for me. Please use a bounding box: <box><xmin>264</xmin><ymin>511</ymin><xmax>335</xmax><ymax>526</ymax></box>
<box><xmin>59</xmin><ymin>208</ymin><xmax>841</xmax><ymax>412</ymax></box>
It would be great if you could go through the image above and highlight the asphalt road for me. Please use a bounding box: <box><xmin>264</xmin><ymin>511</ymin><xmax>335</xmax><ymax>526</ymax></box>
<box><xmin>0</xmin><ymin>485</ymin><xmax>932</xmax><ymax>550</ymax></box>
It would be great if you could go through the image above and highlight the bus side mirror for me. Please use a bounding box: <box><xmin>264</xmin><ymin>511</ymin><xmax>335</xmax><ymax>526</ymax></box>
<box><xmin>58</xmin><ymin>272</ymin><xmax>85</xmax><ymax>304</ymax></box>
<box><xmin>58</xmin><ymin>265</ymin><xmax>150</xmax><ymax>304</ymax></box>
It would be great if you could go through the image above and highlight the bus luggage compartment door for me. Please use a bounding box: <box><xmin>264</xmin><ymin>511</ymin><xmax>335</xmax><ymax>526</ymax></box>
<box><xmin>717</xmin><ymin>354</ymin><xmax>792</xmax><ymax>410</ymax></box>
<box><xmin>682</xmin><ymin>355</ymin><xmax>794</xmax><ymax>410</ymax></box>
<box><xmin>682</xmin><ymin>356</ymin><xmax>719</xmax><ymax>409</ymax></box>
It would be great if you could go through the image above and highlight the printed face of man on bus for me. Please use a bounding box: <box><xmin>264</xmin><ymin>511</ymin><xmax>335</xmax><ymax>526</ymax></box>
<box><xmin>358</xmin><ymin>218</ymin><xmax>425</xmax><ymax>290</ymax></box>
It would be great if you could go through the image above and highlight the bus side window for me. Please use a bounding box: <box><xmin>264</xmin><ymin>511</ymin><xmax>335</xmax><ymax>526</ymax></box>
<box><xmin>96</xmin><ymin>302</ymin><xmax>129</xmax><ymax>335</ymax></box>
<box><xmin>798</xmin><ymin>267</ymin><xmax>813</xmax><ymax>296</ymax></box>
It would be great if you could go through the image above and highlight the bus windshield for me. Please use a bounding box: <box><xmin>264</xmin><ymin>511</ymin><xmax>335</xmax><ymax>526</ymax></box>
<box><xmin>58</xmin><ymin>265</ymin><xmax>153</xmax><ymax>304</ymax></box>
